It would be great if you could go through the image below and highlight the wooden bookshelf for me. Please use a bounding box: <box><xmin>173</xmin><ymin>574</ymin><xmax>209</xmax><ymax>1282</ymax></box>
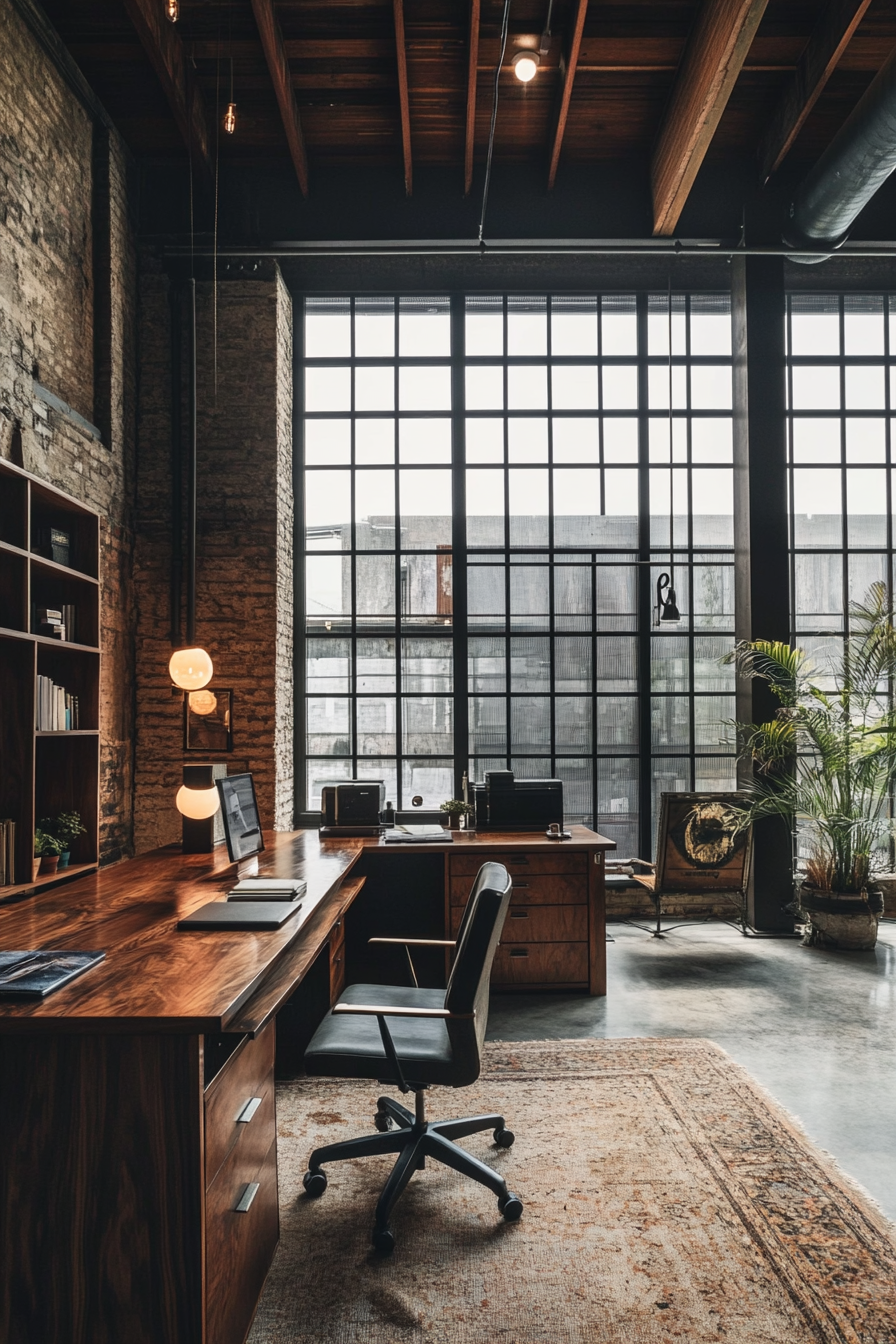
<box><xmin>0</xmin><ymin>460</ymin><xmax>100</xmax><ymax>895</ymax></box>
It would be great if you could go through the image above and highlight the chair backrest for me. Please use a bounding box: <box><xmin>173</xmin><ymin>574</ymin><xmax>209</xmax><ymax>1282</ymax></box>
<box><xmin>443</xmin><ymin>861</ymin><xmax>512</xmax><ymax>1085</ymax></box>
<box><xmin>654</xmin><ymin>791</ymin><xmax>753</xmax><ymax>895</ymax></box>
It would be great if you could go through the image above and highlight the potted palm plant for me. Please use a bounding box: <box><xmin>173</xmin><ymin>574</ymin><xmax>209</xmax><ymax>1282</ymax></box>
<box><xmin>724</xmin><ymin>582</ymin><xmax>896</xmax><ymax>950</ymax></box>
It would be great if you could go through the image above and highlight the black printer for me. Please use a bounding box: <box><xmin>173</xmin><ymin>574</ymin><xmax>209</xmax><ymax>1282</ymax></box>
<box><xmin>320</xmin><ymin>780</ymin><xmax>385</xmax><ymax>836</ymax></box>
<box><xmin>471</xmin><ymin>770</ymin><xmax>563</xmax><ymax>831</ymax></box>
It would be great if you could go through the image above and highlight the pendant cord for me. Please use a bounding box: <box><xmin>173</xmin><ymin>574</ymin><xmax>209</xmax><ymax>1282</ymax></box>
<box><xmin>478</xmin><ymin>0</ymin><xmax>512</xmax><ymax>245</ymax></box>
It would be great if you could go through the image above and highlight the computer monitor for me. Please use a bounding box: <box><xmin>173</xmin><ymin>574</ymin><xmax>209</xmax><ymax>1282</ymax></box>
<box><xmin>216</xmin><ymin>773</ymin><xmax>265</xmax><ymax>865</ymax></box>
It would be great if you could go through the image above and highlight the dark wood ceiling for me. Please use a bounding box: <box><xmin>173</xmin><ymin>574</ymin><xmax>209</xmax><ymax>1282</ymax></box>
<box><xmin>39</xmin><ymin>0</ymin><xmax>896</xmax><ymax>232</ymax></box>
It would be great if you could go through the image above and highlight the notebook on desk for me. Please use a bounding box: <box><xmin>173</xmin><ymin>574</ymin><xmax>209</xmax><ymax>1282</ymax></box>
<box><xmin>177</xmin><ymin>901</ymin><xmax>303</xmax><ymax>930</ymax></box>
<box><xmin>226</xmin><ymin>878</ymin><xmax>306</xmax><ymax>902</ymax></box>
<box><xmin>383</xmin><ymin>824</ymin><xmax>453</xmax><ymax>844</ymax></box>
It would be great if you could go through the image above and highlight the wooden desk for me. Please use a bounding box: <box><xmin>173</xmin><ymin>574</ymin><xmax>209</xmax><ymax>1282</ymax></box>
<box><xmin>0</xmin><ymin>825</ymin><xmax>612</xmax><ymax>1344</ymax></box>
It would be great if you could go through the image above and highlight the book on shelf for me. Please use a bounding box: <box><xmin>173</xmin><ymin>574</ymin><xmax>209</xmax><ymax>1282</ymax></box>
<box><xmin>0</xmin><ymin>819</ymin><xmax>16</xmax><ymax>887</ymax></box>
<box><xmin>35</xmin><ymin>527</ymin><xmax>71</xmax><ymax>567</ymax></box>
<box><xmin>36</xmin><ymin>676</ymin><xmax>80</xmax><ymax>731</ymax></box>
<box><xmin>32</xmin><ymin>604</ymin><xmax>76</xmax><ymax>642</ymax></box>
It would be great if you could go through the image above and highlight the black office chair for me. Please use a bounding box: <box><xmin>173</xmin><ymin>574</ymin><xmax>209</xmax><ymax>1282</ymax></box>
<box><xmin>302</xmin><ymin>860</ymin><xmax>521</xmax><ymax>1255</ymax></box>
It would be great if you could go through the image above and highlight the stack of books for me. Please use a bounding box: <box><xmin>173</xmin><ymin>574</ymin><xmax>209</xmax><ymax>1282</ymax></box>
<box><xmin>226</xmin><ymin>877</ymin><xmax>306</xmax><ymax>902</ymax></box>
<box><xmin>32</xmin><ymin>605</ymin><xmax>75</xmax><ymax>641</ymax></box>
<box><xmin>37</xmin><ymin>677</ymin><xmax>80</xmax><ymax>731</ymax></box>
<box><xmin>0</xmin><ymin>819</ymin><xmax>16</xmax><ymax>886</ymax></box>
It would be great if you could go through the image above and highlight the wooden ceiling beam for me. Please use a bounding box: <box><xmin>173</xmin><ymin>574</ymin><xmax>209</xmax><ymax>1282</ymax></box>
<box><xmin>249</xmin><ymin>0</ymin><xmax>309</xmax><ymax>197</ymax></box>
<box><xmin>547</xmin><ymin>0</ymin><xmax>588</xmax><ymax>191</ymax></box>
<box><xmin>393</xmin><ymin>0</ymin><xmax>413</xmax><ymax>195</ymax></box>
<box><xmin>464</xmin><ymin>0</ymin><xmax>480</xmax><ymax>196</ymax></box>
<box><xmin>651</xmin><ymin>0</ymin><xmax>769</xmax><ymax>237</ymax></box>
<box><xmin>758</xmin><ymin>0</ymin><xmax>873</xmax><ymax>183</ymax></box>
<box><xmin>120</xmin><ymin>0</ymin><xmax>211</xmax><ymax>180</ymax></box>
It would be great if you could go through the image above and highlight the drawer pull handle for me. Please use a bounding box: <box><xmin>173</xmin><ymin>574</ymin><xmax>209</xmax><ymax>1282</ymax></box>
<box><xmin>510</xmin><ymin>910</ymin><xmax>529</xmax><ymax>919</ymax></box>
<box><xmin>512</xmin><ymin>881</ymin><xmax>530</xmax><ymax>889</ymax></box>
<box><xmin>510</xmin><ymin>857</ymin><xmax>530</xmax><ymax>866</ymax></box>
<box><xmin>234</xmin><ymin>1182</ymin><xmax>260</xmax><ymax>1214</ymax></box>
<box><xmin>509</xmin><ymin>948</ymin><xmax>529</xmax><ymax>958</ymax></box>
<box><xmin>237</xmin><ymin>1096</ymin><xmax>262</xmax><ymax>1124</ymax></box>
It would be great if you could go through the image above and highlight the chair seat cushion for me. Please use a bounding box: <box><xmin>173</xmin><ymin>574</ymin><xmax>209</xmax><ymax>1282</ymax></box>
<box><xmin>305</xmin><ymin>983</ymin><xmax>461</xmax><ymax>1087</ymax></box>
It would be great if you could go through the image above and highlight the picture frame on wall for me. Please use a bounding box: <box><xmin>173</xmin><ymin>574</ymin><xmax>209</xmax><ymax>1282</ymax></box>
<box><xmin>184</xmin><ymin>689</ymin><xmax>233</xmax><ymax>753</ymax></box>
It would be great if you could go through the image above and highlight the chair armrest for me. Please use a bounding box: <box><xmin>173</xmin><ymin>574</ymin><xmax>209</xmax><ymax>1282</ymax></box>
<box><xmin>332</xmin><ymin>1003</ymin><xmax>474</xmax><ymax>1020</ymax></box>
<box><xmin>368</xmin><ymin>937</ymin><xmax>457</xmax><ymax>947</ymax></box>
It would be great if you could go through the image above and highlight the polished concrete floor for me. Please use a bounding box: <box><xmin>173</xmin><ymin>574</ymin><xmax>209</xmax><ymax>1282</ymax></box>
<box><xmin>487</xmin><ymin>918</ymin><xmax>896</xmax><ymax>1222</ymax></box>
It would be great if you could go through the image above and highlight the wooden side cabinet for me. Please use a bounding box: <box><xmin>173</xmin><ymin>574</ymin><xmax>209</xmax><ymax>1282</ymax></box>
<box><xmin>447</xmin><ymin>842</ymin><xmax>606</xmax><ymax>994</ymax></box>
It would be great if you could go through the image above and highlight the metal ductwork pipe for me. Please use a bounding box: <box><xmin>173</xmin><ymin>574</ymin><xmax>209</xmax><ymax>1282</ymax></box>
<box><xmin>786</xmin><ymin>43</ymin><xmax>896</xmax><ymax>263</ymax></box>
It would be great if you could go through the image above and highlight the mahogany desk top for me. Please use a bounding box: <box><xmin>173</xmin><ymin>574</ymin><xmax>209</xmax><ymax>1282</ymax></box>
<box><xmin>0</xmin><ymin>825</ymin><xmax>612</xmax><ymax>1034</ymax></box>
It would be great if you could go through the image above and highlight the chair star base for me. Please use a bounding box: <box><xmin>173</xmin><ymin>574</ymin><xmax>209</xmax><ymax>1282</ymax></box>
<box><xmin>303</xmin><ymin>1090</ymin><xmax>523</xmax><ymax>1254</ymax></box>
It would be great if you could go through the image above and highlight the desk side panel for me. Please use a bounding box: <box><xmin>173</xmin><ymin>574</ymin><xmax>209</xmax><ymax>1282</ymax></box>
<box><xmin>0</xmin><ymin>1033</ymin><xmax>204</xmax><ymax>1344</ymax></box>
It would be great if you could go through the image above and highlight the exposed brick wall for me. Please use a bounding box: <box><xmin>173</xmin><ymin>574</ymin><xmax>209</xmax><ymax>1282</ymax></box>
<box><xmin>0</xmin><ymin>0</ymin><xmax>137</xmax><ymax>865</ymax></box>
<box><xmin>133</xmin><ymin>259</ymin><xmax>294</xmax><ymax>852</ymax></box>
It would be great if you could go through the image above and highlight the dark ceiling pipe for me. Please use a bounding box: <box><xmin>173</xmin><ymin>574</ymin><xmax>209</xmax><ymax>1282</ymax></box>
<box><xmin>786</xmin><ymin>43</ymin><xmax>896</xmax><ymax>262</ymax></box>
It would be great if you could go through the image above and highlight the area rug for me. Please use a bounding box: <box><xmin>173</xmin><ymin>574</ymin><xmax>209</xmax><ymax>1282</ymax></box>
<box><xmin>248</xmin><ymin>1038</ymin><xmax>896</xmax><ymax>1343</ymax></box>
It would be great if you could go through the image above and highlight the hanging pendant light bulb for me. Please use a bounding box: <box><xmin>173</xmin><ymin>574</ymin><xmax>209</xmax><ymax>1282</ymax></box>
<box><xmin>165</xmin><ymin>0</ymin><xmax>179</xmax><ymax>21</ymax></box>
<box><xmin>512</xmin><ymin>50</ymin><xmax>540</xmax><ymax>82</ymax></box>
<box><xmin>656</xmin><ymin>278</ymin><xmax>681</xmax><ymax>627</ymax></box>
<box><xmin>223</xmin><ymin>56</ymin><xmax>237</xmax><ymax>135</ymax></box>
<box><xmin>656</xmin><ymin>573</ymin><xmax>681</xmax><ymax>624</ymax></box>
<box><xmin>169</xmin><ymin>647</ymin><xmax>214</xmax><ymax>691</ymax></box>
<box><xmin>175</xmin><ymin>784</ymin><xmax>220</xmax><ymax>820</ymax></box>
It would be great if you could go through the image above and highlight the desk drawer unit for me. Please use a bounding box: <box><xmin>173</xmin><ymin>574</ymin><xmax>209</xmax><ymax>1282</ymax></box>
<box><xmin>204</xmin><ymin>1021</ymin><xmax>278</xmax><ymax>1344</ymax></box>
<box><xmin>448</xmin><ymin>849</ymin><xmax>592</xmax><ymax>991</ymax></box>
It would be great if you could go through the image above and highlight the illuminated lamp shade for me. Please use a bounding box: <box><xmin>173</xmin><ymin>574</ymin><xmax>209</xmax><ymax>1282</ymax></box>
<box><xmin>188</xmin><ymin>689</ymin><xmax>218</xmax><ymax>716</ymax></box>
<box><xmin>175</xmin><ymin>785</ymin><xmax>220</xmax><ymax>820</ymax></box>
<box><xmin>165</xmin><ymin>0</ymin><xmax>178</xmax><ymax>20</ymax></box>
<box><xmin>169</xmin><ymin>647</ymin><xmax>214</xmax><ymax>691</ymax></box>
<box><xmin>512</xmin><ymin>50</ymin><xmax>540</xmax><ymax>82</ymax></box>
<box><xmin>223</xmin><ymin>102</ymin><xmax>237</xmax><ymax>135</ymax></box>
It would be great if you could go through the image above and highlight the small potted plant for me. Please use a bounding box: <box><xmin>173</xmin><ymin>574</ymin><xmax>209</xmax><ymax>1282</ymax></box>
<box><xmin>34</xmin><ymin>829</ymin><xmax>63</xmax><ymax>876</ymax></box>
<box><xmin>51</xmin><ymin>811</ymin><xmax>87</xmax><ymax>868</ymax></box>
<box><xmin>440</xmin><ymin>799</ymin><xmax>472</xmax><ymax>830</ymax></box>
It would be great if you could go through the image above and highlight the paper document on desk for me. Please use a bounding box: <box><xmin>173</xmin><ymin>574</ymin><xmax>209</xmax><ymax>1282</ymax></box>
<box><xmin>383</xmin><ymin>825</ymin><xmax>453</xmax><ymax>844</ymax></box>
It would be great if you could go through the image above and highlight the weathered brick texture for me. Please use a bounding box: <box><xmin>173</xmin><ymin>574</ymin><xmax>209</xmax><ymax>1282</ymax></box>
<box><xmin>134</xmin><ymin>259</ymin><xmax>294</xmax><ymax>852</ymax></box>
<box><xmin>0</xmin><ymin>0</ymin><xmax>137</xmax><ymax>865</ymax></box>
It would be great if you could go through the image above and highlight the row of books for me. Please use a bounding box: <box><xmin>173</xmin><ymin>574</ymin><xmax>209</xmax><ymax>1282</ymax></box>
<box><xmin>0</xmin><ymin>819</ymin><xmax>16</xmax><ymax>887</ymax></box>
<box><xmin>32</xmin><ymin>604</ymin><xmax>76</xmax><ymax>643</ymax></box>
<box><xmin>37</xmin><ymin>677</ymin><xmax>80</xmax><ymax>731</ymax></box>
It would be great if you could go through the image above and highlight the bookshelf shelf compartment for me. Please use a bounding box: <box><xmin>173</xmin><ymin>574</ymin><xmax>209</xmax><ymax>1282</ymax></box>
<box><xmin>0</xmin><ymin>460</ymin><xmax>100</xmax><ymax>891</ymax></box>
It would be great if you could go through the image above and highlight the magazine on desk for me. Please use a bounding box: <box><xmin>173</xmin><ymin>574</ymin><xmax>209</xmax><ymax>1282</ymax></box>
<box><xmin>0</xmin><ymin>950</ymin><xmax>105</xmax><ymax>997</ymax></box>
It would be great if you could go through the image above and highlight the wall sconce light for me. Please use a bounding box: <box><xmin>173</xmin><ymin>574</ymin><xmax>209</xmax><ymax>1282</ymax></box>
<box><xmin>175</xmin><ymin>784</ymin><xmax>220</xmax><ymax>819</ymax></box>
<box><xmin>169</xmin><ymin>647</ymin><xmax>214</xmax><ymax>691</ymax></box>
<box><xmin>223</xmin><ymin>102</ymin><xmax>237</xmax><ymax>135</ymax></box>
<box><xmin>165</xmin><ymin>0</ymin><xmax>178</xmax><ymax>21</ymax></box>
<box><xmin>512</xmin><ymin>51</ymin><xmax>540</xmax><ymax>82</ymax></box>
<box><xmin>655</xmin><ymin>573</ymin><xmax>681</xmax><ymax>625</ymax></box>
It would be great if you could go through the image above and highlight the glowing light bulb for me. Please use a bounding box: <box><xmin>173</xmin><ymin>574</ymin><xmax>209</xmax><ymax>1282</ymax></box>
<box><xmin>169</xmin><ymin>647</ymin><xmax>214</xmax><ymax>691</ymax></box>
<box><xmin>165</xmin><ymin>0</ymin><xmax>178</xmax><ymax>21</ymax></box>
<box><xmin>223</xmin><ymin>102</ymin><xmax>237</xmax><ymax>135</ymax></box>
<box><xmin>175</xmin><ymin>785</ymin><xmax>220</xmax><ymax>820</ymax></box>
<box><xmin>188</xmin><ymin>689</ymin><xmax>218</xmax><ymax>716</ymax></box>
<box><xmin>512</xmin><ymin>51</ymin><xmax>539</xmax><ymax>82</ymax></box>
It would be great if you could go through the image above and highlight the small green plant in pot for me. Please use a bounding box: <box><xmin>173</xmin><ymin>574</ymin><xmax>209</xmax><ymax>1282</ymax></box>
<box><xmin>34</xmin><ymin>828</ymin><xmax>64</xmax><ymax>877</ymax></box>
<box><xmin>723</xmin><ymin>581</ymin><xmax>896</xmax><ymax>950</ymax></box>
<box><xmin>440</xmin><ymin>799</ymin><xmax>472</xmax><ymax>830</ymax></box>
<box><xmin>47</xmin><ymin>811</ymin><xmax>87</xmax><ymax>868</ymax></box>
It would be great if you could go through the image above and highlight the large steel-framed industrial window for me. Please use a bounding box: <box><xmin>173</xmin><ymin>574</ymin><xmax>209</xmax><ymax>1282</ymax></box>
<box><xmin>788</xmin><ymin>294</ymin><xmax>896</xmax><ymax>652</ymax></box>
<box><xmin>301</xmin><ymin>292</ymin><xmax>736</xmax><ymax>856</ymax></box>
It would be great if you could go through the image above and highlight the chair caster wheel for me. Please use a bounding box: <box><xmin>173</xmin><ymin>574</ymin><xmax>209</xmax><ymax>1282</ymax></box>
<box><xmin>303</xmin><ymin>1170</ymin><xmax>327</xmax><ymax>1198</ymax></box>
<box><xmin>372</xmin><ymin>1226</ymin><xmax>396</xmax><ymax>1255</ymax></box>
<box><xmin>374</xmin><ymin>1111</ymin><xmax>393</xmax><ymax>1132</ymax></box>
<box><xmin>493</xmin><ymin>1127</ymin><xmax>515</xmax><ymax>1148</ymax></box>
<box><xmin>499</xmin><ymin>1193</ymin><xmax>523</xmax><ymax>1221</ymax></box>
